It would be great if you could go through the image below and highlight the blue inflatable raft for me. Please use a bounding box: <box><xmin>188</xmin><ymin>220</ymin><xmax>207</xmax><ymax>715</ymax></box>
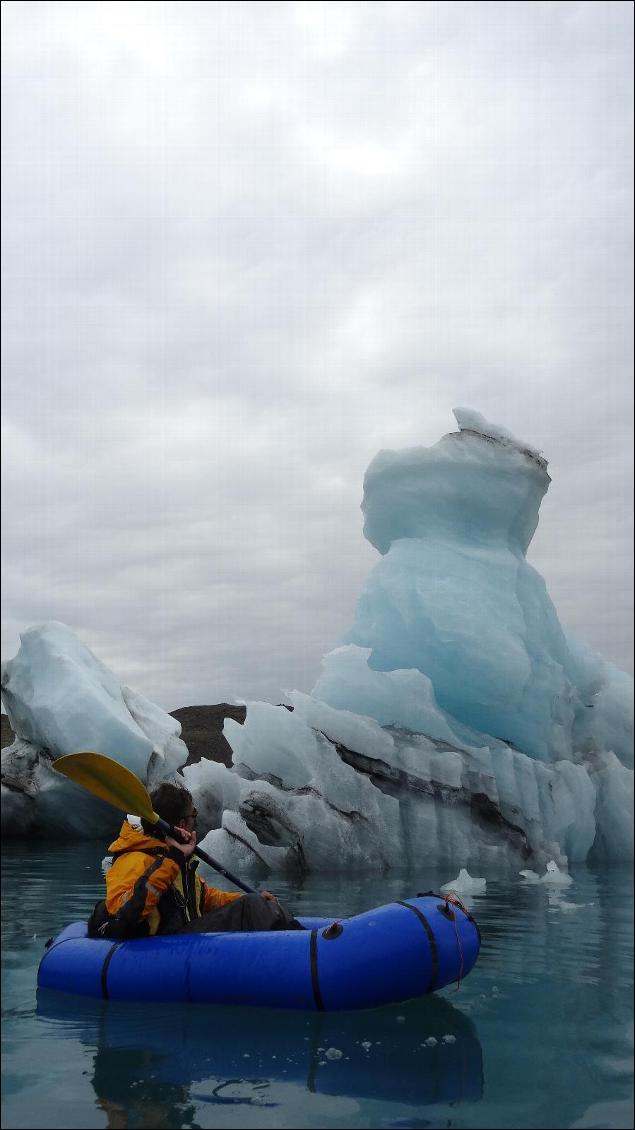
<box><xmin>38</xmin><ymin>895</ymin><xmax>480</xmax><ymax>1010</ymax></box>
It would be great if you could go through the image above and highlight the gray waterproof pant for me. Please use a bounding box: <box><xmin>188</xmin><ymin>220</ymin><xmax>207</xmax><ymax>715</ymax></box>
<box><xmin>177</xmin><ymin>892</ymin><xmax>304</xmax><ymax>933</ymax></box>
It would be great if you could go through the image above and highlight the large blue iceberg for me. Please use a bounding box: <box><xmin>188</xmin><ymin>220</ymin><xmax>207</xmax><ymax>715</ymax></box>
<box><xmin>315</xmin><ymin>407</ymin><xmax>632</xmax><ymax>768</ymax></box>
<box><xmin>1</xmin><ymin>410</ymin><xmax>632</xmax><ymax>870</ymax></box>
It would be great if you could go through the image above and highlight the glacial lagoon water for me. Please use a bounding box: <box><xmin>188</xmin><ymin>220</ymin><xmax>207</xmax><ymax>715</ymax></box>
<box><xmin>1</xmin><ymin>842</ymin><xmax>633</xmax><ymax>1130</ymax></box>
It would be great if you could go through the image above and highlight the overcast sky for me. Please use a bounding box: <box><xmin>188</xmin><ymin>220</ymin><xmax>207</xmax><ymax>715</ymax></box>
<box><xmin>2</xmin><ymin>1</ymin><xmax>633</xmax><ymax>712</ymax></box>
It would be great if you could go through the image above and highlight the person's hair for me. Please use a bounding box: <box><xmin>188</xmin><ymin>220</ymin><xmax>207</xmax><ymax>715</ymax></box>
<box><xmin>140</xmin><ymin>782</ymin><xmax>193</xmax><ymax>837</ymax></box>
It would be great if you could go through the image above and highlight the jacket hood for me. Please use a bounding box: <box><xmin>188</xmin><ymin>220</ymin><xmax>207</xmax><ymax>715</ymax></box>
<box><xmin>108</xmin><ymin>820</ymin><xmax>166</xmax><ymax>855</ymax></box>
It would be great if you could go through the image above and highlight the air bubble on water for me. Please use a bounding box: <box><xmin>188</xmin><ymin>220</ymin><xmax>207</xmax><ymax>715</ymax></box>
<box><xmin>325</xmin><ymin>1048</ymin><xmax>343</xmax><ymax>1060</ymax></box>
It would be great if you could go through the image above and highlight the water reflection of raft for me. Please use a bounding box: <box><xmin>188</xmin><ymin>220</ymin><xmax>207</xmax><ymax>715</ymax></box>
<box><xmin>36</xmin><ymin>990</ymin><xmax>484</xmax><ymax>1107</ymax></box>
<box><xmin>38</xmin><ymin>895</ymin><xmax>480</xmax><ymax>1010</ymax></box>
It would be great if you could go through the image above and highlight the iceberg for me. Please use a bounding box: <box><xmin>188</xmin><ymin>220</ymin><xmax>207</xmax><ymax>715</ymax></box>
<box><xmin>1</xmin><ymin>622</ymin><xmax>188</xmax><ymax>837</ymax></box>
<box><xmin>519</xmin><ymin>860</ymin><xmax>574</xmax><ymax>886</ymax></box>
<box><xmin>440</xmin><ymin>868</ymin><xmax>487</xmax><ymax>895</ymax></box>
<box><xmin>1</xmin><ymin>411</ymin><xmax>632</xmax><ymax>868</ymax></box>
<box><xmin>315</xmin><ymin>407</ymin><xmax>630</xmax><ymax>766</ymax></box>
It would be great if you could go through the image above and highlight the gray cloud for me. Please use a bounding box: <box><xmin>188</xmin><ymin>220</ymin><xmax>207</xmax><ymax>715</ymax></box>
<box><xmin>2</xmin><ymin>1</ymin><xmax>632</xmax><ymax>708</ymax></box>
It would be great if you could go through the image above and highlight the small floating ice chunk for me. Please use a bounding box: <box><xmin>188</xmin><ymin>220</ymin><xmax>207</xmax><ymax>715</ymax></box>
<box><xmin>325</xmin><ymin>1048</ymin><xmax>343</xmax><ymax>1060</ymax></box>
<box><xmin>361</xmin><ymin>1040</ymin><xmax>372</xmax><ymax>1051</ymax></box>
<box><xmin>424</xmin><ymin>1036</ymin><xmax>438</xmax><ymax>1047</ymax></box>
<box><xmin>441</xmin><ymin>867</ymin><xmax>486</xmax><ymax>893</ymax></box>
<box><xmin>442</xmin><ymin>1034</ymin><xmax>456</xmax><ymax>1044</ymax></box>
<box><xmin>542</xmin><ymin>860</ymin><xmax>573</xmax><ymax>886</ymax></box>
<box><xmin>396</xmin><ymin>1016</ymin><xmax>405</xmax><ymax>1023</ymax></box>
<box><xmin>520</xmin><ymin>861</ymin><xmax>573</xmax><ymax>886</ymax></box>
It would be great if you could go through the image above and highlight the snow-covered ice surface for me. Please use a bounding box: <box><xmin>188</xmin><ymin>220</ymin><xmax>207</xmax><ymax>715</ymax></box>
<box><xmin>2</xmin><ymin>411</ymin><xmax>633</xmax><ymax>867</ymax></box>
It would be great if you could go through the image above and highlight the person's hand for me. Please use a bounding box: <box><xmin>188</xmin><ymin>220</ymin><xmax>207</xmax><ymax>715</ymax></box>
<box><xmin>166</xmin><ymin>829</ymin><xmax>197</xmax><ymax>857</ymax></box>
<box><xmin>260</xmin><ymin>890</ymin><xmax>279</xmax><ymax>903</ymax></box>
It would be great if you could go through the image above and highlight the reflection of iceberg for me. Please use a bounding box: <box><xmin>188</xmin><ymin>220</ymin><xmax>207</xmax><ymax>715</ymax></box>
<box><xmin>443</xmin><ymin>865</ymin><xmax>634</xmax><ymax>1130</ymax></box>
<box><xmin>2</xmin><ymin>411</ymin><xmax>633</xmax><ymax>868</ymax></box>
<box><xmin>36</xmin><ymin>990</ymin><xmax>484</xmax><ymax>1107</ymax></box>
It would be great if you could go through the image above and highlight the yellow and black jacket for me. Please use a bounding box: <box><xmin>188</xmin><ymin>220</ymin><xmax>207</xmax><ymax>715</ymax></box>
<box><xmin>90</xmin><ymin>820</ymin><xmax>242</xmax><ymax>938</ymax></box>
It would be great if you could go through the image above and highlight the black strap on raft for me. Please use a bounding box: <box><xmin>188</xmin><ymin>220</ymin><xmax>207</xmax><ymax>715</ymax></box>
<box><xmin>100</xmin><ymin>942</ymin><xmax>121</xmax><ymax>1000</ymax></box>
<box><xmin>308</xmin><ymin>921</ymin><xmax>344</xmax><ymax>1010</ymax></box>
<box><xmin>396</xmin><ymin>900</ymin><xmax>439</xmax><ymax>992</ymax></box>
<box><xmin>309</xmin><ymin>929</ymin><xmax>325</xmax><ymax>1011</ymax></box>
<box><xmin>439</xmin><ymin>890</ymin><xmax>482</xmax><ymax>945</ymax></box>
<box><xmin>418</xmin><ymin>889</ymin><xmax>482</xmax><ymax>943</ymax></box>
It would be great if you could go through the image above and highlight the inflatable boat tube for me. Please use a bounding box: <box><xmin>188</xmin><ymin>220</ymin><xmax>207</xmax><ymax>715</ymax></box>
<box><xmin>38</xmin><ymin>895</ymin><xmax>480</xmax><ymax>1010</ymax></box>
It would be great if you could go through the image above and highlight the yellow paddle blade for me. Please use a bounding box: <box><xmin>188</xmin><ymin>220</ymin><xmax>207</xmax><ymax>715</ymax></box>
<box><xmin>53</xmin><ymin>751</ymin><xmax>159</xmax><ymax>824</ymax></box>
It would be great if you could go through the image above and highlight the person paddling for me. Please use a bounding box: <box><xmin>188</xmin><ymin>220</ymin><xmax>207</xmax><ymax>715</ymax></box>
<box><xmin>88</xmin><ymin>782</ymin><xmax>304</xmax><ymax>939</ymax></box>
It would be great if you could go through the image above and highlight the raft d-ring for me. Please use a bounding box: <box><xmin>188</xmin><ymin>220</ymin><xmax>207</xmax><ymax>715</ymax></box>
<box><xmin>322</xmin><ymin>921</ymin><xmax>343</xmax><ymax>940</ymax></box>
<box><xmin>437</xmin><ymin>903</ymin><xmax>455</xmax><ymax>921</ymax></box>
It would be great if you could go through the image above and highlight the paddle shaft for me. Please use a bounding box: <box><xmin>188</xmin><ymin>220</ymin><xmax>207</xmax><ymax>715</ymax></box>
<box><xmin>157</xmin><ymin>817</ymin><xmax>256</xmax><ymax>895</ymax></box>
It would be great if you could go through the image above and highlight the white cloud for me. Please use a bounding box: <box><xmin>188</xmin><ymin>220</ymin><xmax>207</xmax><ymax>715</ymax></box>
<box><xmin>1</xmin><ymin>0</ymin><xmax>632</xmax><ymax>708</ymax></box>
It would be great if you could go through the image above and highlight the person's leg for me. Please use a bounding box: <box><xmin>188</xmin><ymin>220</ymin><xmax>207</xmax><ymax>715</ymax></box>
<box><xmin>178</xmin><ymin>893</ymin><xmax>304</xmax><ymax>934</ymax></box>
